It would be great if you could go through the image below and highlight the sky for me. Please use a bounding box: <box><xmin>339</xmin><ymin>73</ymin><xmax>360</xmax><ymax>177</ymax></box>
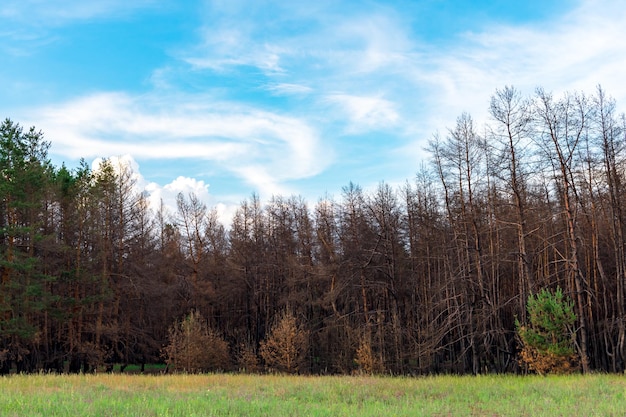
<box><xmin>2</xmin><ymin>0</ymin><xmax>626</xmax><ymax>222</ymax></box>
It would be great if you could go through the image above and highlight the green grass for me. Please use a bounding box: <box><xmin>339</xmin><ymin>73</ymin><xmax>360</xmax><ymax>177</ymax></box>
<box><xmin>1</xmin><ymin>373</ymin><xmax>625</xmax><ymax>416</ymax></box>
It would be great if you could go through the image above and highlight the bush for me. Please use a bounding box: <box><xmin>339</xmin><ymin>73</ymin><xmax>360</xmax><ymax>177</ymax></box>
<box><xmin>235</xmin><ymin>342</ymin><xmax>260</xmax><ymax>373</ymax></box>
<box><xmin>354</xmin><ymin>335</ymin><xmax>384</xmax><ymax>375</ymax></box>
<box><xmin>163</xmin><ymin>310</ymin><xmax>230</xmax><ymax>373</ymax></box>
<box><xmin>516</xmin><ymin>287</ymin><xmax>579</xmax><ymax>375</ymax></box>
<box><xmin>260</xmin><ymin>310</ymin><xmax>309</xmax><ymax>373</ymax></box>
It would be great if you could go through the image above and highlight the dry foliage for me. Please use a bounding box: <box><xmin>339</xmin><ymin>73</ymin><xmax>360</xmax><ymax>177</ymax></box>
<box><xmin>260</xmin><ymin>310</ymin><xmax>309</xmax><ymax>373</ymax></box>
<box><xmin>354</xmin><ymin>335</ymin><xmax>384</xmax><ymax>374</ymax></box>
<box><xmin>163</xmin><ymin>310</ymin><xmax>230</xmax><ymax>373</ymax></box>
<box><xmin>236</xmin><ymin>343</ymin><xmax>260</xmax><ymax>373</ymax></box>
<box><xmin>518</xmin><ymin>343</ymin><xmax>579</xmax><ymax>375</ymax></box>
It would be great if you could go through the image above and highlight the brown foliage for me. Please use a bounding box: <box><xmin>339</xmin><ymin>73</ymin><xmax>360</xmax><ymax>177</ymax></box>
<box><xmin>354</xmin><ymin>335</ymin><xmax>384</xmax><ymax>375</ymax></box>
<box><xmin>518</xmin><ymin>344</ymin><xmax>579</xmax><ymax>375</ymax></box>
<box><xmin>260</xmin><ymin>310</ymin><xmax>309</xmax><ymax>373</ymax></box>
<box><xmin>236</xmin><ymin>343</ymin><xmax>260</xmax><ymax>373</ymax></box>
<box><xmin>163</xmin><ymin>310</ymin><xmax>230</xmax><ymax>373</ymax></box>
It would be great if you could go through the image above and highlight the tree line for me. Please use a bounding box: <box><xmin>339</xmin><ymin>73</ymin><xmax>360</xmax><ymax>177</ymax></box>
<box><xmin>2</xmin><ymin>85</ymin><xmax>626</xmax><ymax>374</ymax></box>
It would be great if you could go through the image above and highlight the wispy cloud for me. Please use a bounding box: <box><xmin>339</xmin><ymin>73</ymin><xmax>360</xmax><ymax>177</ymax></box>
<box><xmin>0</xmin><ymin>0</ymin><xmax>162</xmax><ymax>24</ymax></box>
<box><xmin>389</xmin><ymin>0</ymin><xmax>626</xmax><ymax>159</ymax></box>
<box><xmin>183</xmin><ymin>23</ymin><xmax>288</xmax><ymax>74</ymax></box>
<box><xmin>0</xmin><ymin>0</ymin><xmax>166</xmax><ymax>55</ymax></box>
<box><xmin>27</xmin><ymin>91</ymin><xmax>328</xmax><ymax>197</ymax></box>
<box><xmin>325</xmin><ymin>94</ymin><xmax>399</xmax><ymax>133</ymax></box>
<box><xmin>265</xmin><ymin>83</ymin><xmax>313</xmax><ymax>96</ymax></box>
<box><xmin>6</xmin><ymin>0</ymin><xmax>626</xmax><ymax>220</ymax></box>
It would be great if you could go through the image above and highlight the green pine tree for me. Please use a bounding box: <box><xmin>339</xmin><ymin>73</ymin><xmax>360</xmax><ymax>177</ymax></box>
<box><xmin>516</xmin><ymin>287</ymin><xmax>579</xmax><ymax>374</ymax></box>
<box><xmin>0</xmin><ymin>119</ymin><xmax>54</xmax><ymax>373</ymax></box>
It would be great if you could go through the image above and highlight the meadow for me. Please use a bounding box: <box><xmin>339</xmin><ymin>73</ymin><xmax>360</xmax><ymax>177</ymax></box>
<box><xmin>1</xmin><ymin>372</ymin><xmax>625</xmax><ymax>416</ymax></box>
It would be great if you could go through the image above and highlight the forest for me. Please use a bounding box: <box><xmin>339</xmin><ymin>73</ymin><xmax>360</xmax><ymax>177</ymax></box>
<box><xmin>2</xmin><ymin>85</ymin><xmax>626</xmax><ymax>375</ymax></box>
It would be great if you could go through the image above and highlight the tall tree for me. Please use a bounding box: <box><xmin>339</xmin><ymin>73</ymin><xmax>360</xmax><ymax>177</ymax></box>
<box><xmin>429</xmin><ymin>113</ymin><xmax>489</xmax><ymax>374</ymax></box>
<box><xmin>588</xmin><ymin>86</ymin><xmax>626</xmax><ymax>371</ymax></box>
<box><xmin>50</xmin><ymin>160</ymin><xmax>92</xmax><ymax>372</ymax></box>
<box><xmin>533</xmin><ymin>88</ymin><xmax>591</xmax><ymax>372</ymax></box>
<box><xmin>228</xmin><ymin>194</ymin><xmax>269</xmax><ymax>349</ymax></box>
<box><xmin>0</xmin><ymin>119</ymin><xmax>53</xmax><ymax>373</ymax></box>
<box><xmin>489</xmin><ymin>86</ymin><xmax>535</xmax><ymax>310</ymax></box>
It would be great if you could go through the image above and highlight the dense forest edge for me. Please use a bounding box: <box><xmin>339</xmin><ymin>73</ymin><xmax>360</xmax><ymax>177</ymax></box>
<box><xmin>2</xmin><ymin>85</ymin><xmax>626</xmax><ymax>375</ymax></box>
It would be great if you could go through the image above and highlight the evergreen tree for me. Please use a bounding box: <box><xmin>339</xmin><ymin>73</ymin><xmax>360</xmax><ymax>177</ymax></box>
<box><xmin>0</xmin><ymin>119</ymin><xmax>53</xmax><ymax>373</ymax></box>
<box><xmin>516</xmin><ymin>287</ymin><xmax>579</xmax><ymax>374</ymax></box>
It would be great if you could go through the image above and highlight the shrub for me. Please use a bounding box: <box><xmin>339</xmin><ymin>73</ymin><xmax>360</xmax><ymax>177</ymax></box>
<box><xmin>516</xmin><ymin>287</ymin><xmax>579</xmax><ymax>375</ymax></box>
<box><xmin>235</xmin><ymin>342</ymin><xmax>260</xmax><ymax>373</ymax></box>
<box><xmin>260</xmin><ymin>310</ymin><xmax>309</xmax><ymax>373</ymax></box>
<box><xmin>163</xmin><ymin>310</ymin><xmax>229</xmax><ymax>373</ymax></box>
<box><xmin>354</xmin><ymin>335</ymin><xmax>384</xmax><ymax>375</ymax></box>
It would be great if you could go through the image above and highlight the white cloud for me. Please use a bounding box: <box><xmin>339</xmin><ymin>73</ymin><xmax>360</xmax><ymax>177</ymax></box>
<box><xmin>184</xmin><ymin>26</ymin><xmax>288</xmax><ymax>74</ymax></box>
<box><xmin>325</xmin><ymin>94</ymin><xmax>399</xmax><ymax>133</ymax></box>
<box><xmin>88</xmin><ymin>154</ymin><xmax>243</xmax><ymax>225</ymax></box>
<box><xmin>391</xmin><ymin>0</ymin><xmax>626</xmax><ymax>159</ymax></box>
<box><xmin>329</xmin><ymin>13</ymin><xmax>413</xmax><ymax>74</ymax></box>
<box><xmin>163</xmin><ymin>176</ymin><xmax>210</xmax><ymax>198</ymax></box>
<box><xmin>146</xmin><ymin>175</ymin><xmax>242</xmax><ymax>228</ymax></box>
<box><xmin>91</xmin><ymin>154</ymin><xmax>144</xmax><ymax>185</ymax></box>
<box><xmin>9</xmin><ymin>0</ymin><xmax>626</xmax><ymax>224</ymax></box>
<box><xmin>265</xmin><ymin>83</ymin><xmax>313</xmax><ymax>96</ymax></box>
<box><xmin>146</xmin><ymin>175</ymin><xmax>211</xmax><ymax>216</ymax></box>
<box><xmin>25</xmin><ymin>91</ymin><xmax>329</xmax><ymax>196</ymax></box>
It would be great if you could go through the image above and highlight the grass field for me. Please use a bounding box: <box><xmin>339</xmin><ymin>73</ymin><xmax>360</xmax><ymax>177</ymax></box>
<box><xmin>1</xmin><ymin>372</ymin><xmax>625</xmax><ymax>416</ymax></box>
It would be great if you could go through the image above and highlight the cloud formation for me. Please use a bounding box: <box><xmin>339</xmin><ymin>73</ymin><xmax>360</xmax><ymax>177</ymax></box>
<box><xmin>30</xmin><ymin>91</ymin><xmax>327</xmax><ymax>197</ymax></box>
<box><xmin>4</xmin><ymin>0</ymin><xmax>626</xmax><ymax>222</ymax></box>
<box><xmin>90</xmin><ymin>154</ymin><xmax>238</xmax><ymax>224</ymax></box>
<box><xmin>325</xmin><ymin>94</ymin><xmax>399</xmax><ymax>133</ymax></box>
<box><xmin>173</xmin><ymin>0</ymin><xmax>626</xmax><ymax>165</ymax></box>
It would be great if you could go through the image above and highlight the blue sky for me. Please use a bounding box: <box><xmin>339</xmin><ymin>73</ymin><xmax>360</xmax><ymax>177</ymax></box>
<box><xmin>2</xmin><ymin>0</ymin><xmax>626</xmax><ymax>221</ymax></box>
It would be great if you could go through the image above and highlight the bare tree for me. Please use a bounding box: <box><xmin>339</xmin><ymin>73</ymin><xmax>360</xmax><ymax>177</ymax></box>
<box><xmin>533</xmin><ymin>88</ymin><xmax>591</xmax><ymax>372</ymax></box>
<box><xmin>429</xmin><ymin>113</ymin><xmax>489</xmax><ymax>374</ymax></box>
<box><xmin>489</xmin><ymin>86</ymin><xmax>535</xmax><ymax>309</ymax></box>
<box><xmin>591</xmin><ymin>86</ymin><xmax>626</xmax><ymax>371</ymax></box>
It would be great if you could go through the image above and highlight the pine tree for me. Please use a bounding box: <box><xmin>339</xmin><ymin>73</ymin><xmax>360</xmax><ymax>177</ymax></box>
<box><xmin>516</xmin><ymin>287</ymin><xmax>579</xmax><ymax>374</ymax></box>
<box><xmin>0</xmin><ymin>119</ymin><xmax>53</xmax><ymax>373</ymax></box>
